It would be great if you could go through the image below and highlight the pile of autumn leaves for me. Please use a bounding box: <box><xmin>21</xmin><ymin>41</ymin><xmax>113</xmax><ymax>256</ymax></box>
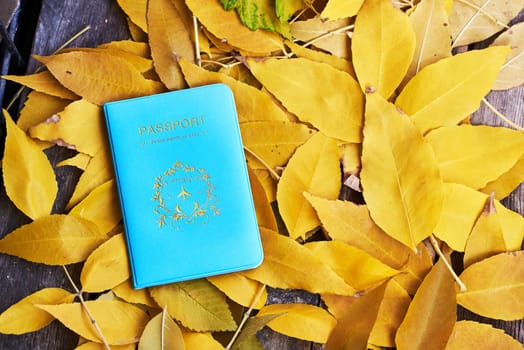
<box><xmin>1</xmin><ymin>0</ymin><xmax>524</xmax><ymax>348</ymax></box>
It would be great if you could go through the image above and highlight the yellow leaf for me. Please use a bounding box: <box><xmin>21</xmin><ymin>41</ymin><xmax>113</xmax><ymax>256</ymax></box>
<box><xmin>2</xmin><ymin>71</ymin><xmax>78</xmax><ymax>100</ymax></box>
<box><xmin>112</xmin><ymin>280</ymin><xmax>157</xmax><ymax>308</ymax></box>
<box><xmin>248</xmin><ymin>167</ymin><xmax>278</xmax><ymax>232</ymax></box>
<box><xmin>207</xmin><ymin>273</ymin><xmax>267</xmax><ymax>309</ymax></box>
<box><xmin>149</xmin><ymin>279</ymin><xmax>236</xmax><ymax>332</ymax></box>
<box><xmin>320</xmin><ymin>0</ymin><xmax>365</xmax><ymax>20</ymax></box>
<box><xmin>57</xmin><ymin>152</ymin><xmax>91</xmax><ymax>170</ymax></box>
<box><xmin>138</xmin><ymin>308</ymin><xmax>185</xmax><ymax>350</ymax></box>
<box><xmin>127</xmin><ymin>18</ymin><xmax>148</xmax><ymax>42</ymax></box>
<box><xmin>240</xmin><ymin>121</ymin><xmax>315</xmax><ymax>170</ymax></box>
<box><xmin>369</xmin><ymin>281</ymin><xmax>411</xmax><ymax>348</ymax></box>
<box><xmin>17</xmin><ymin>91</ymin><xmax>70</xmax><ymax>132</ymax></box>
<box><xmin>425</xmin><ymin>124</ymin><xmax>524</xmax><ymax>189</ymax></box>
<box><xmin>185</xmin><ymin>0</ymin><xmax>282</xmax><ymax>54</ymax></box>
<box><xmin>98</xmin><ymin>40</ymin><xmax>151</xmax><ymax>58</ymax></box>
<box><xmin>321</xmin><ymin>293</ymin><xmax>356</xmax><ymax>320</ymax></box>
<box><xmin>0</xmin><ymin>214</ymin><xmax>106</xmax><ymax>265</ymax></box>
<box><xmin>464</xmin><ymin>195</ymin><xmax>506</xmax><ymax>268</ymax></box>
<box><xmin>2</xmin><ymin>109</ymin><xmax>58</xmax><ymax>219</ymax></box>
<box><xmin>449</xmin><ymin>0</ymin><xmax>524</xmax><ymax>47</ymax></box>
<box><xmin>290</xmin><ymin>17</ymin><xmax>351</xmax><ymax>59</ymax></box>
<box><xmin>444</xmin><ymin>320</ymin><xmax>524</xmax><ymax>350</ymax></box>
<box><xmin>306</xmin><ymin>194</ymin><xmax>410</xmax><ymax>270</ymax></box>
<box><xmin>70</xmin><ymin>180</ymin><xmax>121</xmax><ymax>234</ymax></box>
<box><xmin>0</xmin><ymin>288</ymin><xmax>74</xmax><ymax>335</ymax></box>
<box><xmin>457</xmin><ymin>251</ymin><xmax>524</xmax><ymax>320</ymax></box>
<box><xmin>276</xmin><ymin>133</ymin><xmax>341</xmax><ymax>239</ymax></box>
<box><xmin>63</xmin><ymin>47</ymin><xmax>153</xmax><ymax>73</ymax></box>
<box><xmin>179</xmin><ymin>58</ymin><xmax>289</xmax><ymax>122</ymax></box>
<box><xmin>37</xmin><ymin>300</ymin><xmax>148</xmax><ymax>345</ymax></box>
<box><xmin>325</xmin><ymin>283</ymin><xmax>387</xmax><ymax>350</ymax></box>
<box><xmin>396</xmin><ymin>47</ymin><xmax>510</xmax><ymax>134</ymax></box>
<box><xmin>352</xmin><ymin>0</ymin><xmax>415</xmax><ymax>98</ymax></box>
<box><xmin>230</xmin><ymin>312</ymin><xmax>279</xmax><ymax>349</ymax></box>
<box><xmin>285</xmin><ymin>40</ymin><xmax>355</xmax><ymax>77</ymax></box>
<box><xmin>252</xmin><ymin>169</ymin><xmax>277</xmax><ymax>203</ymax></box>
<box><xmin>393</xmin><ymin>242</ymin><xmax>434</xmax><ymax>295</ymax></box>
<box><xmin>340</xmin><ymin>142</ymin><xmax>361</xmax><ymax>176</ymax></box>
<box><xmin>491</xmin><ymin>22</ymin><xmax>524</xmax><ymax>90</ymax></box>
<box><xmin>481</xmin><ymin>156</ymin><xmax>524</xmax><ymax>200</ymax></box>
<box><xmin>257</xmin><ymin>303</ymin><xmax>337</xmax><ymax>343</ymax></box>
<box><xmin>305</xmin><ymin>240</ymin><xmax>400</xmax><ymax>290</ymax></box>
<box><xmin>29</xmin><ymin>99</ymin><xmax>105</xmax><ymax>156</ymax></box>
<box><xmin>361</xmin><ymin>93</ymin><xmax>443</xmax><ymax>249</ymax></box>
<box><xmin>434</xmin><ymin>183</ymin><xmax>488</xmax><ymax>252</ymax></box>
<box><xmin>183</xmin><ymin>332</ymin><xmax>223</xmax><ymax>350</ymax></box>
<box><xmin>496</xmin><ymin>201</ymin><xmax>524</xmax><ymax>251</ymax></box>
<box><xmin>147</xmin><ymin>0</ymin><xmax>194</xmax><ymax>90</ymax></box>
<box><xmin>75</xmin><ymin>342</ymin><xmax>135</xmax><ymax>350</ymax></box>
<box><xmin>244</xmin><ymin>228</ymin><xmax>355</xmax><ymax>296</ymax></box>
<box><xmin>249</xmin><ymin>58</ymin><xmax>364</xmax><ymax>142</ymax></box>
<box><xmin>67</xmin><ymin>149</ymin><xmax>114</xmax><ymax>210</ymax></box>
<box><xmin>404</xmin><ymin>0</ymin><xmax>451</xmax><ymax>84</ymax></box>
<box><xmin>395</xmin><ymin>259</ymin><xmax>456</xmax><ymax>350</ymax></box>
<box><xmin>116</xmin><ymin>0</ymin><xmax>148</xmax><ymax>33</ymax></box>
<box><xmin>36</xmin><ymin>51</ymin><xmax>164</xmax><ymax>105</ymax></box>
<box><xmin>80</xmin><ymin>233</ymin><xmax>130</xmax><ymax>293</ymax></box>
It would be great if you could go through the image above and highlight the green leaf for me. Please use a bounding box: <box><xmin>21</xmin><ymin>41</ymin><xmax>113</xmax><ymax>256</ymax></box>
<box><xmin>275</xmin><ymin>0</ymin><xmax>304</xmax><ymax>21</ymax></box>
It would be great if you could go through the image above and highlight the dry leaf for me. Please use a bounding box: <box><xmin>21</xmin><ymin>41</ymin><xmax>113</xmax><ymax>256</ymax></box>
<box><xmin>361</xmin><ymin>93</ymin><xmax>443</xmax><ymax>249</ymax></box>
<box><xmin>2</xmin><ymin>71</ymin><xmax>78</xmax><ymax>100</ymax></box>
<box><xmin>17</xmin><ymin>91</ymin><xmax>70</xmax><ymax>132</ymax></box>
<box><xmin>305</xmin><ymin>240</ymin><xmax>400</xmax><ymax>291</ymax></box>
<box><xmin>244</xmin><ymin>228</ymin><xmax>356</xmax><ymax>296</ymax></box>
<box><xmin>0</xmin><ymin>214</ymin><xmax>106</xmax><ymax>265</ymax></box>
<box><xmin>57</xmin><ymin>152</ymin><xmax>91</xmax><ymax>170</ymax></box>
<box><xmin>147</xmin><ymin>0</ymin><xmax>194</xmax><ymax>89</ymax></box>
<box><xmin>80</xmin><ymin>233</ymin><xmax>130</xmax><ymax>293</ymax></box>
<box><xmin>98</xmin><ymin>39</ymin><xmax>151</xmax><ymax>58</ymax></box>
<box><xmin>0</xmin><ymin>288</ymin><xmax>74</xmax><ymax>335</ymax></box>
<box><xmin>207</xmin><ymin>273</ymin><xmax>267</xmax><ymax>309</ymax></box>
<box><xmin>291</xmin><ymin>17</ymin><xmax>351</xmax><ymax>59</ymax></box>
<box><xmin>230</xmin><ymin>313</ymin><xmax>281</xmax><ymax>350</ymax></box>
<box><xmin>496</xmin><ymin>202</ymin><xmax>524</xmax><ymax>251</ymax></box>
<box><xmin>37</xmin><ymin>300</ymin><xmax>148</xmax><ymax>345</ymax></box>
<box><xmin>248</xmin><ymin>57</ymin><xmax>364</xmax><ymax>142</ymax></box>
<box><xmin>285</xmin><ymin>40</ymin><xmax>355</xmax><ymax>76</ymax></box>
<box><xmin>396</xmin><ymin>46</ymin><xmax>510</xmax><ymax>134</ymax></box>
<box><xmin>395</xmin><ymin>259</ymin><xmax>456</xmax><ymax>350</ymax></box>
<box><xmin>182</xmin><ymin>331</ymin><xmax>224</xmax><ymax>350</ymax></box>
<box><xmin>116</xmin><ymin>0</ymin><xmax>148</xmax><ymax>32</ymax></box>
<box><xmin>275</xmin><ymin>0</ymin><xmax>304</xmax><ymax>21</ymax></box>
<box><xmin>36</xmin><ymin>51</ymin><xmax>164</xmax><ymax>105</ymax></box>
<box><xmin>481</xmin><ymin>156</ymin><xmax>524</xmax><ymax>200</ymax></box>
<box><xmin>491</xmin><ymin>22</ymin><xmax>524</xmax><ymax>90</ymax></box>
<box><xmin>29</xmin><ymin>99</ymin><xmax>105</xmax><ymax>156</ymax></box>
<box><xmin>444</xmin><ymin>320</ymin><xmax>524</xmax><ymax>350</ymax></box>
<box><xmin>112</xmin><ymin>280</ymin><xmax>157</xmax><ymax>308</ymax></box>
<box><xmin>62</xmin><ymin>47</ymin><xmax>153</xmax><ymax>73</ymax></box>
<box><xmin>457</xmin><ymin>251</ymin><xmax>524</xmax><ymax>321</ymax></box>
<box><xmin>306</xmin><ymin>194</ymin><xmax>410</xmax><ymax>270</ymax></box>
<box><xmin>75</xmin><ymin>342</ymin><xmax>135</xmax><ymax>350</ymax></box>
<box><xmin>138</xmin><ymin>308</ymin><xmax>185</xmax><ymax>350</ymax></box>
<box><xmin>352</xmin><ymin>0</ymin><xmax>415</xmax><ymax>97</ymax></box>
<box><xmin>2</xmin><ymin>109</ymin><xmax>58</xmax><ymax>219</ymax></box>
<box><xmin>320</xmin><ymin>0</ymin><xmax>364</xmax><ymax>20</ymax></box>
<box><xmin>391</xmin><ymin>241</ymin><xmax>434</xmax><ymax>295</ymax></box>
<box><xmin>149</xmin><ymin>279</ymin><xmax>237</xmax><ymax>332</ymax></box>
<box><xmin>247</xmin><ymin>168</ymin><xmax>278</xmax><ymax>232</ymax></box>
<box><xmin>257</xmin><ymin>303</ymin><xmax>337</xmax><ymax>343</ymax></box>
<box><xmin>276</xmin><ymin>133</ymin><xmax>341</xmax><ymax>239</ymax></box>
<box><xmin>425</xmin><ymin>124</ymin><xmax>524</xmax><ymax>189</ymax></box>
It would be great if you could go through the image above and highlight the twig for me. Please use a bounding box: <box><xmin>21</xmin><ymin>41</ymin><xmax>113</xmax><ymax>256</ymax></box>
<box><xmin>62</xmin><ymin>266</ymin><xmax>111</xmax><ymax>350</ymax></box>
<box><xmin>225</xmin><ymin>284</ymin><xmax>266</xmax><ymax>350</ymax></box>
<box><xmin>302</xmin><ymin>24</ymin><xmax>354</xmax><ymax>48</ymax></box>
<box><xmin>429</xmin><ymin>235</ymin><xmax>467</xmax><ymax>292</ymax></box>
<box><xmin>193</xmin><ymin>16</ymin><xmax>202</xmax><ymax>67</ymax></box>
<box><xmin>243</xmin><ymin>146</ymin><xmax>281</xmax><ymax>180</ymax></box>
<box><xmin>482</xmin><ymin>97</ymin><xmax>524</xmax><ymax>132</ymax></box>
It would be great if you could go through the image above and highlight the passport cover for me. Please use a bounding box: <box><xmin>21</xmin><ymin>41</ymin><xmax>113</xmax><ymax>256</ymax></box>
<box><xmin>104</xmin><ymin>84</ymin><xmax>263</xmax><ymax>288</ymax></box>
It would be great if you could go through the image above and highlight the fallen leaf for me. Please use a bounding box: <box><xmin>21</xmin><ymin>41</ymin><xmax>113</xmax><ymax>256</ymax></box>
<box><xmin>392</xmin><ymin>242</ymin><xmax>434</xmax><ymax>295</ymax></box>
<box><xmin>247</xmin><ymin>167</ymin><xmax>278</xmax><ymax>231</ymax></box>
<box><xmin>37</xmin><ymin>300</ymin><xmax>148</xmax><ymax>344</ymax></box>
<box><xmin>276</xmin><ymin>133</ymin><xmax>341</xmax><ymax>239</ymax></box>
<box><xmin>285</xmin><ymin>40</ymin><xmax>355</xmax><ymax>76</ymax></box>
<box><xmin>352</xmin><ymin>0</ymin><xmax>415</xmax><ymax>97</ymax></box>
<box><xmin>249</xmin><ymin>57</ymin><xmax>364</xmax><ymax>142</ymax></box>
<box><xmin>2</xmin><ymin>71</ymin><xmax>79</xmax><ymax>100</ymax></box>
<box><xmin>56</xmin><ymin>152</ymin><xmax>91</xmax><ymax>170</ymax></box>
<box><xmin>445</xmin><ymin>320</ymin><xmax>524</xmax><ymax>350</ymax></box>
<box><xmin>0</xmin><ymin>214</ymin><xmax>106</xmax><ymax>265</ymax></box>
<box><xmin>62</xmin><ymin>47</ymin><xmax>153</xmax><ymax>73</ymax></box>
<box><xmin>491</xmin><ymin>22</ymin><xmax>524</xmax><ymax>90</ymax></box>
<box><xmin>112</xmin><ymin>280</ymin><xmax>157</xmax><ymax>308</ymax></box>
<box><xmin>361</xmin><ymin>93</ymin><xmax>443</xmax><ymax>249</ymax></box>
<box><xmin>496</xmin><ymin>201</ymin><xmax>524</xmax><ymax>251</ymax></box>
<box><xmin>0</xmin><ymin>288</ymin><xmax>74</xmax><ymax>335</ymax></box>
<box><xmin>457</xmin><ymin>251</ymin><xmax>524</xmax><ymax>321</ymax></box>
<box><xmin>116</xmin><ymin>0</ymin><xmax>148</xmax><ymax>32</ymax></box>
<box><xmin>98</xmin><ymin>39</ymin><xmax>151</xmax><ymax>58</ymax></box>
<box><xmin>275</xmin><ymin>0</ymin><xmax>304</xmax><ymax>21</ymax></box>
<box><xmin>395</xmin><ymin>259</ymin><xmax>456</xmax><ymax>350</ymax></box>
<box><xmin>17</xmin><ymin>91</ymin><xmax>70</xmax><ymax>132</ymax></box>
<box><xmin>75</xmin><ymin>342</ymin><xmax>135</xmax><ymax>350</ymax></box>
<box><xmin>320</xmin><ymin>0</ymin><xmax>364</xmax><ymax>20</ymax></box>
<box><xmin>340</xmin><ymin>142</ymin><xmax>361</xmax><ymax>176</ymax></box>
<box><xmin>149</xmin><ymin>279</ymin><xmax>237</xmax><ymax>332</ymax></box>
<box><xmin>257</xmin><ymin>303</ymin><xmax>337</xmax><ymax>343</ymax></box>
<box><xmin>396</xmin><ymin>46</ymin><xmax>510</xmax><ymax>134</ymax></box>
<box><xmin>138</xmin><ymin>308</ymin><xmax>185</xmax><ymax>350</ymax></box>
<box><xmin>425</xmin><ymin>124</ymin><xmax>524</xmax><ymax>189</ymax></box>
<box><xmin>182</xmin><ymin>331</ymin><xmax>224</xmax><ymax>350</ymax></box>
<box><xmin>2</xmin><ymin>109</ymin><xmax>58</xmax><ymax>219</ymax></box>
<box><xmin>207</xmin><ymin>273</ymin><xmax>267</xmax><ymax>309</ymax></box>
<box><xmin>244</xmin><ymin>228</ymin><xmax>356</xmax><ymax>296</ymax></box>
<box><xmin>481</xmin><ymin>156</ymin><xmax>524</xmax><ymax>200</ymax></box>
<box><xmin>230</xmin><ymin>313</ymin><xmax>281</xmax><ymax>350</ymax></box>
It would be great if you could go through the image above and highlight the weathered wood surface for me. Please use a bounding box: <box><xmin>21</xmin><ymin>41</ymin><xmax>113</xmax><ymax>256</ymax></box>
<box><xmin>0</xmin><ymin>1</ymin><xmax>522</xmax><ymax>349</ymax></box>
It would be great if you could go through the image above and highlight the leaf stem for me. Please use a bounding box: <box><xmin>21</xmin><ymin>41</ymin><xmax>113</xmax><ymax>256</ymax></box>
<box><xmin>302</xmin><ymin>24</ymin><xmax>354</xmax><ymax>49</ymax></box>
<box><xmin>62</xmin><ymin>266</ymin><xmax>111</xmax><ymax>350</ymax></box>
<box><xmin>225</xmin><ymin>284</ymin><xmax>266</xmax><ymax>350</ymax></box>
<box><xmin>429</xmin><ymin>235</ymin><xmax>467</xmax><ymax>292</ymax></box>
<box><xmin>193</xmin><ymin>16</ymin><xmax>202</xmax><ymax>68</ymax></box>
<box><xmin>482</xmin><ymin>97</ymin><xmax>524</xmax><ymax>132</ymax></box>
<box><xmin>243</xmin><ymin>146</ymin><xmax>281</xmax><ymax>180</ymax></box>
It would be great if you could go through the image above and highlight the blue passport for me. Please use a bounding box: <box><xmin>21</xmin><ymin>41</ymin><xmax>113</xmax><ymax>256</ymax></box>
<box><xmin>104</xmin><ymin>84</ymin><xmax>263</xmax><ymax>288</ymax></box>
